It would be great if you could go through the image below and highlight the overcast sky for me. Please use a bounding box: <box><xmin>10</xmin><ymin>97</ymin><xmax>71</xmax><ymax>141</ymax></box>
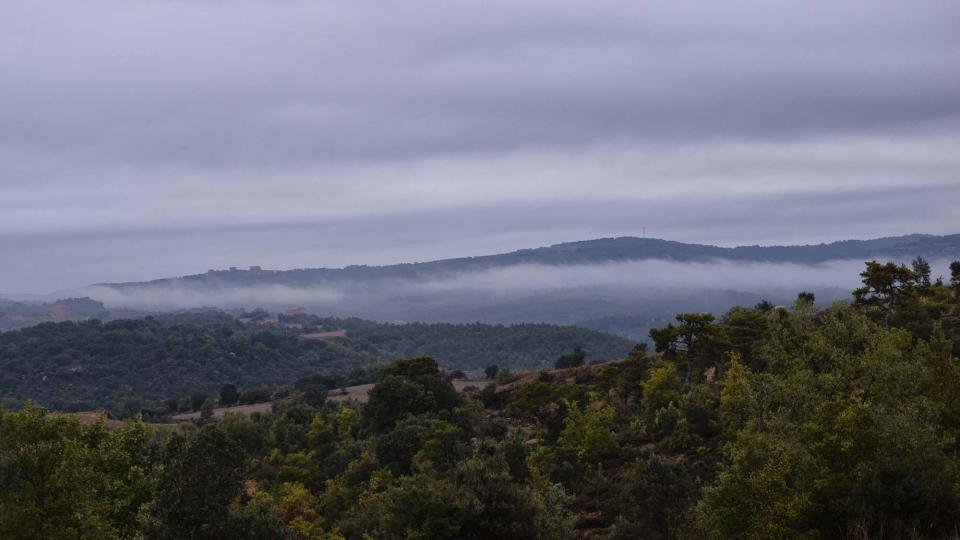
<box><xmin>2</xmin><ymin>0</ymin><xmax>959</xmax><ymax>292</ymax></box>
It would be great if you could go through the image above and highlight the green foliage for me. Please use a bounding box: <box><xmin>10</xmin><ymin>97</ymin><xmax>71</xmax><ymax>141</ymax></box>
<box><xmin>699</xmin><ymin>304</ymin><xmax>960</xmax><ymax>539</ymax></box>
<box><xmin>2</xmin><ymin>260</ymin><xmax>960</xmax><ymax>539</ymax></box>
<box><xmin>650</xmin><ymin>313</ymin><xmax>719</xmax><ymax>385</ymax></box>
<box><xmin>199</xmin><ymin>397</ymin><xmax>216</xmax><ymax>422</ymax></box>
<box><xmin>554</xmin><ymin>345</ymin><xmax>587</xmax><ymax>369</ymax></box>
<box><xmin>144</xmin><ymin>425</ymin><xmax>247</xmax><ymax>539</ymax></box>
<box><xmin>0</xmin><ymin>314</ymin><xmax>369</xmax><ymax>413</ymax></box>
<box><xmin>559</xmin><ymin>398</ymin><xmax>618</xmax><ymax>463</ymax></box>
<box><xmin>720</xmin><ymin>307</ymin><xmax>770</xmax><ymax>370</ymax></box>
<box><xmin>641</xmin><ymin>360</ymin><xmax>683</xmax><ymax>432</ymax></box>
<box><xmin>326</xmin><ymin>317</ymin><xmax>632</xmax><ymax>371</ymax></box>
<box><xmin>508</xmin><ymin>380</ymin><xmax>562</xmax><ymax>416</ymax></box>
<box><xmin>853</xmin><ymin>260</ymin><xmax>921</xmax><ymax>327</ymax></box>
<box><xmin>0</xmin><ymin>406</ymin><xmax>150</xmax><ymax>539</ymax></box>
<box><xmin>606</xmin><ymin>453</ymin><xmax>698</xmax><ymax>540</ymax></box>
<box><xmin>364</xmin><ymin>357</ymin><xmax>463</xmax><ymax>433</ymax></box>
<box><xmin>0</xmin><ymin>311</ymin><xmax>631</xmax><ymax>413</ymax></box>
<box><xmin>718</xmin><ymin>355</ymin><xmax>755</xmax><ymax>433</ymax></box>
<box><xmin>220</xmin><ymin>383</ymin><xmax>240</xmax><ymax>406</ymax></box>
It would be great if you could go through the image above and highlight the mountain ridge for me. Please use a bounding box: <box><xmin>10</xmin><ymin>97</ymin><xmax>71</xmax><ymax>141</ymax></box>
<box><xmin>100</xmin><ymin>233</ymin><xmax>960</xmax><ymax>289</ymax></box>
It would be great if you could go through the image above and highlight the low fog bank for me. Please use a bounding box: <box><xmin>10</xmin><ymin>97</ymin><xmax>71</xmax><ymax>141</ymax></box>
<box><xmin>76</xmin><ymin>258</ymin><xmax>954</xmax><ymax>323</ymax></box>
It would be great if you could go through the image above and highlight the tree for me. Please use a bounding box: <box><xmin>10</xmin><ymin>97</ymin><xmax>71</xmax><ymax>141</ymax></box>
<box><xmin>641</xmin><ymin>361</ymin><xmax>682</xmax><ymax>432</ymax></box>
<box><xmin>496</xmin><ymin>368</ymin><xmax>516</xmax><ymax>384</ymax></box>
<box><xmin>274</xmin><ymin>482</ymin><xmax>329</xmax><ymax>539</ymax></box>
<box><xmin>0</xmin><ymin>406</ymin><xmax>150</xmax><ymax>539</ymax></box>
<box><xmin>241</xmin><ymin>386</ymin><xmax>272</xmax><ymax>404</ymax></box>
<box><xmin>719</xmin><ymin>308</ymin><xmax>769</xmax><ymax>371</ymax></box>
<box><xmin>484</xmin><ymin>364</ymin><xmax>500</xmax><ymax>380</ymax></box>
<box><xmin>554</xmin><ymin>346</ymin><xmax>586</xmax><ymax>369</ymax></box>
<box><xmin>374</xmin><ymin>415</ymin><xmax>434</xmax><ymax>475</ymax></box>
<box><xmin>200</xmin><ymin>397</ymin><xmax>216</xmax><ymax>422</ymax></box>
<box><xmin>191</xmin><ymin>391</ymin><xmax>209</xmax><ymax>411</ymax></box>
<box><xmin>718</xmin><ymin>355</ymin><xmax>755</xmax><ymax>433</ymax></box>
<box><xmin>796</xmin><ymin>291</ymin><xmax>815</xmax><ymax>304</ymax></box>
<box><xmin>222</xmin><ymin>491</ymin><xmax>293</xmax><ymax>540</ymax></box>
<box><xmin>570</xmin><ymin>346</ymin><xmax>586</xmax><ymax>367</ymax></box>
<box><xmin>698</xmin><ymin>305</ymin><xmax>960</xmax><ymax>539</ymax></box>
<box><xmin>146</xmin><ymin>426</ymin><xmax>247</xmax><ymax>539</ymax></box>
<box><xmin>364</xmin><ymin>357</ymin><xmax>463</xmax><ymax>433</ymax></box>
<box><xmin>607</xmin><ymin>453</ymin><xmax>698</xmax><ymax>539</ymax></box>
<box><xmin>164</xmin><ymin>398</ymin><xmax>181</xmax><ymax>414</ymax></box>
<box><xmin>853</xmin><ymin>261</ymin><xmax>918</xmax><ymax>327</ymax></box>
<box><xmin>912</xmin><ymin>256</ymin><xmax>932</xmax><ymax>287</ymax></box>
<box><xmin>650</xmin><ymin>313</ymin><xmax>717</xmax><ymax>385</ymax></box>
<box><xmin>220</xmin><ymin>384</ymin><xmax>240</xmax><ymax>406</ymax></box>
<box><xmin>559</xmin><ymin>399</ymin><xmax>618</xmax><ymax>463</ymax></box>
<box><xmin>951</xmin><ymin>261</ymin><xmax>960</xmax><ymax>291</ymax></box>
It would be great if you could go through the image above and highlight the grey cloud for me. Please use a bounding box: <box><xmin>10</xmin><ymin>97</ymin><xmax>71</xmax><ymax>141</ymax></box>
<box><xmin>3</xmin><ymin>177</ymin><xmax>957</xmax><ymax>293</ymax></box>
<box><xmin>1</xmin><ymin>0</ymin><xmax>959</xmax><ymax>293</ymax></box>
<box><xmin>1</xmin><ymin>1</ymin><xmax>959</xmax><ymax>169</ymax></box>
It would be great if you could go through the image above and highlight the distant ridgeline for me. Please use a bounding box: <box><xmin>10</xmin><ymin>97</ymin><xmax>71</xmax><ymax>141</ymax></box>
<box><xmin>101</xmin><ymin>234</ymin><xmax>960</xmax><ymax>289</ymax></box>
<box><xmin>0</xmin><ymin>310</ymin><xmax>633</xmax><ymax>413</ymax></box>
<box><xmin>88</xmin><ymin>234</ymin><xmax>960</xmax><ymax>330</ymax></box>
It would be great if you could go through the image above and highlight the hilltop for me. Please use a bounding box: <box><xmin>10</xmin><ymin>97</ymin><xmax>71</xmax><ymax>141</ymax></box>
<box><xmin>76</xmin><ymin>234</ymin><xmax>960</xmax><ymax>338</ymax></box>
<box><xmin>101</xmin><ymin>234</ymin><xmax>960</xmax><ymax>289</ymax></box>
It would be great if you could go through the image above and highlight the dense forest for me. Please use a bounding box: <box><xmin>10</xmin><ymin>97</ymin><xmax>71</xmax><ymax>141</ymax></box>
<box><xmin>286</xmin><ymin>314</ymin><xmax>633</xmax><ymax>370</ymax></box>
<box><xmin>3</xmin><ymin>258</ymin><xmax>960</xmax><ymax>539</ymax></box>
<box><xmin>0</xmin><ymin>311</ymin><xmax>631</xmax><ymax>413</ymax></box>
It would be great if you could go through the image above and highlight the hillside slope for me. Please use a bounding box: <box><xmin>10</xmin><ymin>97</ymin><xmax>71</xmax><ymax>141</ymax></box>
<box><xmin>101</xmin><ymin>234</ymin><xmax>960</xmax><ymax>290</ymax></box>
<box><xmin>0</xmin><ymin>311</ymin><xmax>633</xmax><ymax>412</ymax></box>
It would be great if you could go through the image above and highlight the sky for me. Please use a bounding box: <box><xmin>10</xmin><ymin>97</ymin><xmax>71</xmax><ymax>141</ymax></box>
<box><xmin>1</xmin><ymin>0</ymin><xmax>959</xmax><ymax>292</ymax></box>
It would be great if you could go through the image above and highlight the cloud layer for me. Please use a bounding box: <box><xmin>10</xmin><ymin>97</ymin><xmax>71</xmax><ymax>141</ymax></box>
<box><xmin>1</xmin><ymin>0</ymin><xmax>959</xmax><ymax>291</ymax></box>
<box><xmin>81</xmin><ymin>258</ymin><xmax>960</xmax><ymax>314</ymax></box>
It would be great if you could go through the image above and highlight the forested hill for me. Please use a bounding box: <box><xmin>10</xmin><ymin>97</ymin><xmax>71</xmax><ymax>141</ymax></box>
<box><xmin>101</xmin><ymin>233</ymin><xmax>960</xmax><ymax>289</ymax></box>
<box><xmin>5</xmin><ymin>260</ymin><xmax>960</xmax><ymax>539</ymax></box>
<box><xmin>0</xmin><ymin>311</ymin><xmax>632</xmax><ymax>412</ymax></box>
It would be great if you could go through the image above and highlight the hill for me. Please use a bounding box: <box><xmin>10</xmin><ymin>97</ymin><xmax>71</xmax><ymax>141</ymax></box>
<box><xmin>0</xmin><ymin>310</ymin><xmax>632</xmax><ymax>412</ymax></box>
<box><xmin>5</xmin><ymin>260</ymin><xmax>960</xmax><ymax>539</ymax></box>
<box><xmin>100</xmin><ymin>234</ymin><xmax>960</xmax><ymax>289</ymax></box>
<box><xmin>78</xmin><ymin>234</ymin><xmax>960</xmax><ymax>334</ymax></box>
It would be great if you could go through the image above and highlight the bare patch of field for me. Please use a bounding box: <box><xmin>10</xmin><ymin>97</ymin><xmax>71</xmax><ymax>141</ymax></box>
<box><xmin>300</xmin><ymin>329</ymin><xmax>347</xmax><ymax>340</ymax></box>
<box><xmin>171</xmin><ymin>401</ymin><xmax>273</xmax><ymax>421</ymax></box>
<box><xmin>70</xmin><ymin>411</ymin><xmax>173</xmax><ymax>430</ymax></box>
<box><xmin>172</xmin><ymin>379</ymin><xmax>485</xmax><ymax>421</ymax></box>
<box><xmin>318</xmin><ymin>379</ymin><xmax>480</xmax><ymax>404</ymax></box>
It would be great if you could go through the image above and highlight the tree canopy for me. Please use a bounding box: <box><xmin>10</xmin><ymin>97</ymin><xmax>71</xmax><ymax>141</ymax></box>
<box><xmin>2</xmin><ymin>259</ymin><xmax>960</xmax><ymax>538</ymax></box>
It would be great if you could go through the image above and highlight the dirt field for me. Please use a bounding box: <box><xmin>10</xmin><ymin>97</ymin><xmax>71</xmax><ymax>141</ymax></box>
<box><xmin>68</xmin><ymin>362</ymin><xmax>617</xmax><ymax>429</ymax></box>
<box><xmin>326</xmin><ymin>379</ymin><xmax>480</xmax><ymax>404</ymax></box>
<box><xmin>71</xmin><ymin>363</ymin><xmax>614</xmax><ymax>428</ymax></box>
<box><xmin>71</xmin><ymin>411</ymin><xmax>173</xmax><ymax>430</ymax></box>
<box><xmin>300</xmin><ymin>329</ymin><xmax>347</xmax><ymax>340</ymax></box>
<box><xmin>171</xmin><ymin>401</ymin><xmax>274</xmax><ymax>421</ymax></box>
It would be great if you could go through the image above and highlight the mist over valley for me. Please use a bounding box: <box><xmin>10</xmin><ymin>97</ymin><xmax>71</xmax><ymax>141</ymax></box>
<box><xmin>6</xmin><ymin>234</ymin><xmax>947</xmax><ymax>339</ymax></box>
